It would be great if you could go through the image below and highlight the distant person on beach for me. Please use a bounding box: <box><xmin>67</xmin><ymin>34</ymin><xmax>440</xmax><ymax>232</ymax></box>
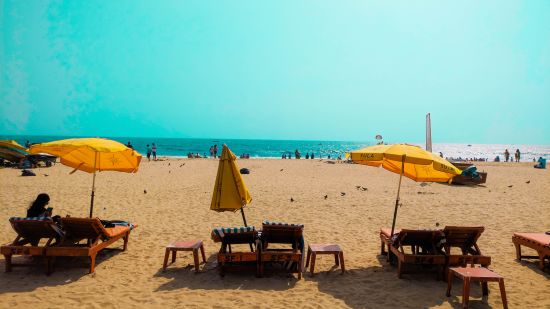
<box><xmin>504</xmin><ymin>149</ymin><xmax>510</xmax><ymax>162</ymax></box>
<box><xmin>152</xmin><ymin>143</ymin><xmax>157</xmax><ymax>160</ymax></box>
<box><xmin>146</xmin><ymin>144</ymin><xmax>152</xmax><ymax>161</ymax></box>
<box><xmin>295</xmin><ymin>149</ymin><xmax>300</xmax><ymax>159</ymax></box>
<box><xmin>127</xmin><ymin>141</ymin><xmax>133</xmax><ymax>149</ymax></box>
<box><xmin>515</xmin><ymin>149</ymin><xmax>521</xmax><ymax>162</ymax></box>
<box><xmin>305</xmin><ymin>153</ymin><xmax>310</xmax><ymax>159</ymax></box>
<box><xmin>311</xmin><ymin>153</ymin><xmax>314</xmax><ymax>159</ymax></box>
<box><xmin>25</xmin><ymin>140</ymin><xmax>31</xmax><ymax>148</ymax></box>
<box><xmin>209</xmin><ymin>146</ymin><xmax>213</xmax><ymax>158</ymax></box>
<box><xmin>439</xmin><ymin>152</ymin><xmax>443</xmax><ymax>158</ymax></box>
<box><xmin>534</xmin><ymin>157</ymin><xmax>546</xmax><ymax>169</ymax></box>
<box><xmin>213</xmin><ymin>144</ymin><xmax>218</xmax><ymax>158</ymax></box>
<box><xmin>494</xmin><ymin>155</ymin><xmax>500</xmax><ymax>162</ymax></box>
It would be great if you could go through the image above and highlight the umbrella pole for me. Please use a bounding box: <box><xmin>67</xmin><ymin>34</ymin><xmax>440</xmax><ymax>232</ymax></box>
<box><xmin>240</xmin><ymin>207</ymin><xmax>248</xmax><ymax>227</ymax></box>
<box><xmin>89</xmin><ymin>152</ymin><xmax>98</xmax><ymax>218</ymax></box>
<box><xmin>390</xmin><ymin>155</ymin><xmax>406</xmax><ymax>236</ymax></box>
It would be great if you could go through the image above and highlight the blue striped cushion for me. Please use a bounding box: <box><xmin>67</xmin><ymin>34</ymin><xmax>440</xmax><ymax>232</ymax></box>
<box><xmin>211</xmin><ymin>226</ymin><xmax>255</xmax><ymax>241</ymax></box>
<box><xmin>10</xmin><ymin>216</ymin><xmax>52</xmax><ymax>222</ymax></box>
<box><xmin>262</xmin><ymin>220</ymin><xmax>304</xmax><ymax>228</ymax></box>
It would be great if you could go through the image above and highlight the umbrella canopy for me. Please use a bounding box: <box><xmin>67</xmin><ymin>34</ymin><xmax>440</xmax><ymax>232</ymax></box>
<box><xmin>349</xmin><ymin>144</ymin><xmax>461</xmax><ymax>236</ymax></box>
<box><xmin>350</xmin><ymin>144</ymin><xmax>461</xmax><ymax>182</ymax></box>
<box><xmin>29</xmin><ymin>138</ymin><xmax>141</xmax><ymax>173</ymax></box>
<box><xmin>0</xmin><ymin>140</ymin><xmax>27</xmax><ymax>152</ymax></box>
<box><xmin>211</xmin><ymin>144</ymin><xmax>252</xmax><ymax>225</ymax></box>
<box><xmin>0</xmin><ymin>140</ymin><xmax>28</xmax><ymax>163</ymax></box>
<box><xmin>29</xmin><ymin>138</ymin><xmax>142</xmax><ymax>217</ymax></box>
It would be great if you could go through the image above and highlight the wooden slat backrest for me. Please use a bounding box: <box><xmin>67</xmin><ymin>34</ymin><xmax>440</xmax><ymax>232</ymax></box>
<box><xmin>9</xmin><ymin>219</ymin><xmax>59</xmax><ymax>242</ymax></box>
<box><xmin>443</xmin><ymin>226</ymin><xmax>484</xmax><ymax>254</ymax></box>
<box><xmin>221</xmin><ymin>231</ymin><xmax>258</xmax><ymax>245</ymax></box>
<box><xmin>60</xmin><ymin>217</ymin><xmax>109</xmax><ymax>241</ymax></box>
<box><xmin>261</xmin><ymin>224</ymin><xmax>303</xmax><ymax>249</ymax></box>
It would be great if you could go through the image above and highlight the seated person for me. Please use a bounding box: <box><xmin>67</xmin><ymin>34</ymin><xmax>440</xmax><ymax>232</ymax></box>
<box><xmin>27</xmin><ymin>193</ymin><xmax>53</xmax><ymax>217</ymax></box>
<box><xmin>534</xmin><ymin>157</ymin><xmax>546</xmax><ymax>169</ymax></box>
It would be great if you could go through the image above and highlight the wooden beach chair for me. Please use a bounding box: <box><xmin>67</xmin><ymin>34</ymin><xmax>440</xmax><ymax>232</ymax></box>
<box><xmin>1</xmin><ymin>217</ymin><xmax>63</xmax><ymax>273</ymax></box>
<box><xmin>211</xmin><ymin>226</ymin><xmax>258</xmax><ymax>276</ymax></box>
<box><xmin>258</xmin><ymin>221</ymin><xmax>304</xmax><ymax>279</ymax></box>
<box><xmin>512</xmin><ymin>232</ymin><xmax>550</xmax><ymax>270</ymax></box>
<box><xmin>379</xmin><ymin>227</ymin><xmax>401</xmax><ymax>256</ymax></box>
<box><xmin>45</xmin><ymin>217</ymin><xmax>136</xmax><ymax>274</ymax></box>
<box><xmin>389</xmin><ymin>229</ymin><xmax>446</xmax><ymax>279</ymax></box>
<box><xmin>443</xmin><ymin>226</ymin><xmax>491</xmax><ymax>268</ymax></box>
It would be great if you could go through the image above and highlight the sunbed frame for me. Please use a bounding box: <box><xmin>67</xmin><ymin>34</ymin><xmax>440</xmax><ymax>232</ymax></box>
<box><xmin>443</xmin><ymin>226</ymin><xmax>491</xmax><ymax>268</ymax></box>
<box><xmin>258</xmin><ymin>223</ymin><xmax>304</xmax><ymax>279</ymax></box>
<box><xmin>512</xmin><ymin>233</ymin><xmax>550</xmax><ymax>270</ymax></box>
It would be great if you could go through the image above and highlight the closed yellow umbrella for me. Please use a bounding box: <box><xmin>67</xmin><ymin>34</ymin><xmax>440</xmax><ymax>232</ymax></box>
<box><xmin>349</xmin><ymin>144</ymin><xmax>461</xmax><ymax>236</ymax></box>
<box><xmin>29</xmin><ymin>138</ymin><xmax>142</xmax><ymax>217</ymax></box>
<box><xmin>211</xmin><ymin>144</ymin><xmax>252</xmax><ymax>226</ymax></box>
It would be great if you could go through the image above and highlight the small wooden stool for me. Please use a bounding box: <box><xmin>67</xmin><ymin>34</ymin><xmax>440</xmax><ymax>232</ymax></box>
<box><xmin>305</xmin><ymin>243</ymin><xmax>345</xmax><ymax>275</ymax></box>
<box><xmin>446</xmin><ymin>267</ymin><xmax>508</xmax><ymax>309</ymax></box>
<box><xmin>163</xmin><ymin>240</ymin><xmax>206</xmax><ymax>273</ymax></box>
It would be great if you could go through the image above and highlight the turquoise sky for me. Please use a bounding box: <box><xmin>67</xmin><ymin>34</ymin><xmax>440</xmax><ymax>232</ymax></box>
<box><xmin>1</xmin><ymin>1</ymin><xmax>549</xmax><ymax>144</ymax></box>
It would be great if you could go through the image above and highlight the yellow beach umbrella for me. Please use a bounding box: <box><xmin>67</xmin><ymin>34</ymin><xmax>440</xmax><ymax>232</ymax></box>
<box><xmin>29</xmin><ymin>138</ymin><xmax>142</xmax><ymax>217</ymax></box>
<box><xmin>211</xmin><ymin>144</ymin><xmax>252</xmax><ymax>226</ymax></box>
<box><xmin>0</xmin><ymin>140</ymin><xmax>27</xmax><ymax>152</ymax></box>
<box><xmin>349</xmin><ymin>144</ymin><xmax>461</xmax><ymax>236</ymax></box>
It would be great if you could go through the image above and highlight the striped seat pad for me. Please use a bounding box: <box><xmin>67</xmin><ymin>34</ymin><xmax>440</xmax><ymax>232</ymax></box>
<box><xmin>263</xmin><ymin>220</ymin><xmax>304</xmax><ymax>228</ymax></box>
<box><xmin>10</xmin><ymin>216</ymin><xmax>53</xmax><ymax>222</ymax></box>
<box><xmin>211</xmin><ymin>226</ymin><xmax>256</xmax><ymax>242</ymax></box>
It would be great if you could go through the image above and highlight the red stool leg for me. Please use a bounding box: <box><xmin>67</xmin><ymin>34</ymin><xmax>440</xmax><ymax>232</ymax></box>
<box><xmin>171</xmin><ymin>250</ymin><xmax>176</xmax><ymax>263</ymax></box>
<box><xmin>499</xmin><ymin>279</ymin><xmax>508</xmax><ymax>309</ymax></box>
<box><xmin>446</xmin><ymin>269</ymin><xmax>453</xmax><ymax>297</ymax></box>
<box><xmin>310</xmin><ymin>252</ymin><xmax>316</xmax><ymax>275</ymax></box>
<box><xmin>339</xmin><ymin>251</ymin><xmax>345</xmax><ymax>274</ymax></box>
<box><xmin>200</xmin><ymin>244</ymin><xmax>206</xmax><ymax>263</ymax></box>
<box><xmin>305</xmin><ymin>247</ymin><xmax>311</xmax><ymax>268</ymax></box>
<box><xmin>462</xmin><ymin>278</ymin><xmax>470</xmax><ymax>309</ymax></box>
<box><xmin>193</xmin><ymin>249</ymin><xmax>200</xmax><ymax>273</ymax></box>
<box><xmin>334</xmin><ymin>253</ymin><xmax>339</xmax><ymax>266</ymax></box>
<box><xmin>163</xmin><ymin>248</ymin><xmax>170</xmax><ymax>270</ymax></box>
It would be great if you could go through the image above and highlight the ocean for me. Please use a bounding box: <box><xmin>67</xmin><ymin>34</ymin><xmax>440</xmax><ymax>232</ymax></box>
<box><xmin>1</xmin><ymin>135</ymin><xmax>549</xmax><ymax>162</ymax></box>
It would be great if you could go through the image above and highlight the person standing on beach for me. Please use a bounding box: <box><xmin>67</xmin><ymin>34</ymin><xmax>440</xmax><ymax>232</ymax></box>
<box><xmin>515</xmin><ymin>149</ymin><xmax>521</xmax><ymax>162</ymax></box>
<box><xmin>504</xmin><ymin>149</ymin><xmax>510</xmax><ymax>162</ymax></box>
<box><xmin>213</xmin><ymin>144</ymin><xmax>218</xmax><ymax>158</ymax></box>
<box><xmin>152</xmin><ymin>143</ymin><xmax>157</xmax><ymax>161</ymax></box>
<box><xmin>146</xmin><ymin>144</ymin><xmax>152</xmax><ymax>162</ymax></box>
<box><xmin>209</xmin><ymin>146</ymin><xmax>213</xmax><ymax>158</ymax></box>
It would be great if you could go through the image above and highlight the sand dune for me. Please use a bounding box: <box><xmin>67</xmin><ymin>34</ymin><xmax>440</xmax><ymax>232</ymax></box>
<box><xmin>0</xmin><ymin>159</ymin><xmax>548</xmax><ymax>308</ymax></box>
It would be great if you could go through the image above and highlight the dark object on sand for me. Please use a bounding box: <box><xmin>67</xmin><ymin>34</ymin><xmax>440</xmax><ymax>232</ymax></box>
<box><xmin>340</xmin><ymin>192</ymin><xmax>346</xmax><ymax>196</ymax></box>
<box><xmin>240</xmin><ymin>168</ymin><xmax>250</xmax><ymax>174</ymax></box>
<box><xmin>290</xmin><ymin>197</ymin><xmax>294</xmax><ymax>202</ymax></box>
<box><xmin>324</xmin><ymin>195</ymin><xmax>328</xmax><ymax>199</ymax></box>
<box><xmin>21</xmin><ymin>169</ymin><xmax>36</xmax><ymax>176</ymax></box>
<box><xmin>525</xmin><ymin>180</ymin><xmax>530</xmax><ymax>184</ymax></box>
<box><xmin>144</xmin><ymin>190</ymin><xmax>147</xmax><ymax>194</ymax></box>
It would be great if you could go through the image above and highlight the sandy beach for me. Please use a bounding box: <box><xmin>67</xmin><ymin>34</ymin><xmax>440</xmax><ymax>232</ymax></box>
<box><xmin>0</xmin><ymin>159</ymin><xmax>548</xmax><ymax>308</ymax></box>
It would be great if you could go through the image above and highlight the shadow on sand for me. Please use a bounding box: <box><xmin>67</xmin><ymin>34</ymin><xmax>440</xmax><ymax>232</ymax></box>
<box><xmin>0</xmin><ymin>248</ymin><xmax>125</xmax><ymax>293</ymax></box>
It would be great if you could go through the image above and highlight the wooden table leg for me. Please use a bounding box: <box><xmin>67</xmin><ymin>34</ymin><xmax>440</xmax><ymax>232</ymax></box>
<box><xmin>462</xmin><ymin>277</ymin><xmax>470</xmax><ymax>309</ymax></box>
<box><xmin>499</xmin><ymin>279</ymin><xmax>508</xmax><ymax>309</ymax></box>
<box><xmin>446</xmin><ymin>269</ymin><xmax>453</xmax><ymax>297</ymax></box>
<box><xmin>193</xmin><ymin>249</ymin><xmax>200</xmax><ymax>273</ymax></box>
<box><xmin>339</xmin><ymin>251</ymin><xmax>345</xmax><ymax>273</ymax></box>
<box><xmin>514</xmin><ymin>243</ymin><xmax>521</xmax><ymax>260</ymax></box>
<box><xmin>171</xmin><ymin>250</ymin><xmax>176</xmax><ymax>263</ymax></box>
<box><xmin>200</xmin><ymin>244</ymin><xmax>206</xmax><ymax>263</ymax></box>
<box><xmin>305</xmin><ymin>247</ymin><xmax>311</xmax><ymax>268</ymax></box>
<box><xmin>482</xmin><ymin>281</ymin><xmax>489</xmax><ymax>296</ymax></box>
<box><xmin>163</xmin><ymin>248</ymin><xmax>170</xmax><ymax>270</ymax></box>
<box><xmin>4</xmin><ymin>254</ymin><xmax>12</xmax><ymax>272</ymax></box>
<box><xmin>310</xmin><ymin>252</ymin><xmax>316</xmax><ymax>275</ymax></box>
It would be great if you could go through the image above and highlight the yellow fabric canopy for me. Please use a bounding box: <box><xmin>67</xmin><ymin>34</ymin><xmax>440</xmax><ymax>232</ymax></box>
<box><xmin>0</xmin><ymin>140</ymin><xmax>27</xmax><ymax>152</ymax></box>
<box><xmin>29</xmin><ymin>138</ymin><xmax>141</xmax><ymax>173</ymax></box>
<box><xmin>211</xmin><ymin>144</ymin><xmax>252</xmax><ymax>212</ymax></box>
<box><xmin>349</xmin><ymin>144</ymin><xmax>461</xmax><ymax>182</ymax></box>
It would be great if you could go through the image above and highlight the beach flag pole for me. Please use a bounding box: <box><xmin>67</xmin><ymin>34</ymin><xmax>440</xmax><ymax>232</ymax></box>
<box><xmin>390</xmin><ymin>155</ymin><xmax>406</xmax><ymax>236</ymax></box>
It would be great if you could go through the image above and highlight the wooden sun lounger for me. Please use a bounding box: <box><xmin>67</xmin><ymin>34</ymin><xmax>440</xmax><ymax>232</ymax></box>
<box><xmin>45</xmin><ymin>217</ymin><xmax>135</xmax><ymax>274</ymax></box>
<box><xmin>1</xmin><ymin>217</ymin><xmax>63</xmax><ymax>273</ymax></box>
<box><xmin>512</xmin><ymin>232</ymin><xmax>550</xmax><ymax>270</ymax></box>
<box><xmin>443</xmin><ymin>226</ymin><xmax>491</xmax><ymax>268</ymax></box>
<box><xmin>258</xmin><ymin>222</ymin><xmax>304</xmax><ymax>279</ymax></box>
<box><xmin>211</xmin><ymin>227</ymin><xmax>259</xmax><ymax>277</ymax></box>
<box><xmin>380</xmin><ymin>227</ymin><xmax>401</xmax><ymax>256</ymax></box>
<box><xmin>388</xmin><ymin>229</ymin><xmax>446</xmax><ymax>279</ymax></box>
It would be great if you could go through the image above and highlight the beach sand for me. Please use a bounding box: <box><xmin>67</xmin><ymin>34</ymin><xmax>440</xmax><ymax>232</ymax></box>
<box><xmin>0</xmin><ymin>159</ymin><xmax>548</xmax><ymax>308</ymax></box>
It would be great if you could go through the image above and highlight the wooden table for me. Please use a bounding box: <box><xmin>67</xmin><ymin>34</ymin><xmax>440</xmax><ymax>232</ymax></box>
<box><xmin>163</xmin><ymin>240</ymin><xmax>206</xmax><ymax>273</ymax></box>
<box><xmin>446</xmin><ymin>267</ymin><xmax>508</xmax><ymax>309</ymax></box>
<box><xmin>305</xmin><ymin>244</ymin><xmax>345</xmax><ymax>275</ymax></box>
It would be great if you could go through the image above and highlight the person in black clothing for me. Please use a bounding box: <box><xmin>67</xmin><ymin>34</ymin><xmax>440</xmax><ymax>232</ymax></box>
<box><xmin>27</xmin><ymin>193</ymin><xmax>52</xmax><ymax>217</ymax></box>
